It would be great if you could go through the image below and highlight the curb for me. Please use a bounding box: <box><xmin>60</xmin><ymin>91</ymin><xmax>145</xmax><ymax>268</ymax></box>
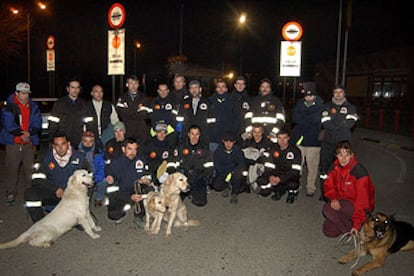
<box><xmin>361</xmin><ymin>136</ymin><xmax>414</xmax><ymax>152</ymax></box>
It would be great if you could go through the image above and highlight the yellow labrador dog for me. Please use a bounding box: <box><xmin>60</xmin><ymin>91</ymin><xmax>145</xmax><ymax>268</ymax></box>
<box><xmin>0</xmin><ymin>169</ymin><xmax>101</xmax><ymax>249</ymax></box>
<box><xmin>160</xmin><ymin>172</ymin><xmax>200</xmax><ymax>238</ymax></box>
<box><xmin>144</xmin><ymin>191</ymin><xmax>167</xmax><ymax>235</ymax></box>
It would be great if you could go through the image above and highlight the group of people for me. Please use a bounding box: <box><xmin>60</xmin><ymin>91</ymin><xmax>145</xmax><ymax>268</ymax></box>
<box><xmin>0</xmin><ymin>74</ymin><xmax>375</xmax><ymax>237</ymax></box>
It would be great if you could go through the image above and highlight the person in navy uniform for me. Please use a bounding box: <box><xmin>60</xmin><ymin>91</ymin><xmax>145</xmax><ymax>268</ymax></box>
<box><xmin>176</xmin><ymin>80</ymin><xmax>216</xmax><ymax>146</ymax></box>
<box><xmin>105</xmin><ymin>137</ymin><xmax>152</xmax><ymax>228</ymax></box>
<box><xmin>208</xmin><ymin>79</ymin><xmax>238</xmax><ymax>153</ymax></box>
<box><xmin>212</xmin><ymin>131</ymin><xmax>247</xmax><ymax>204</ymax></box>
<box><xmin>148</xmin><ymin>81</ymin><xmax>179</xmax><ymax>146</ymax></box>
<box><xmin>230</xmin><ymin>76</ymin><xmax>251</xmax><ymax>143</ymax></box>
<box><xmin>24</xmin><ymin>131</ymin><xmax>89</xmax><ymax>223</ymax></box>
<box><xmin>291</xmin><ymin>83</ymin><xmax>324</xmax><ymax>197</ymax></box>
<box><xmin>176</xmin><ymin>125</ymin><xmax>214</xmax><ymax>207</ymax></box>
<box><xmin>243</xmin><ymin>78</ymin><xmax>285</xmax><ymax>143</ymax></box>
<box><xmin>48</xmin><ymin>77</ymin><xmax>92</xmax><ymax>148</ymax></box>
<box><xmin>141</xmin><ymin>122</ymin><xmax>178</xmax><ymax>186</ymax></box>
<box><xmin>253</xmin><ymin>129</ymin><xmax>302</xmax><ymax>204</ymax></box>
<box><xmin>115</xmin><ymin>74</ymin><xmax>151</xmax><ymax>145</ymax></box>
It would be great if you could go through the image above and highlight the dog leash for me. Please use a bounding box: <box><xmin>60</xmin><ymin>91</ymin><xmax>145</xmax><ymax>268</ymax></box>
<box><xmin>337</xmin><ymin>232</ymin><xmax>361</xmax><ymax>268</ymax></box>
<box><xmin>87</xmin><ymin>185</ymin><xmax>99</xmax><ymax>225</ymax></box>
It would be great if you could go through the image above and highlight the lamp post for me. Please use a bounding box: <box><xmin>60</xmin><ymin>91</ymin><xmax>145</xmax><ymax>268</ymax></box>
<box><xmin>238</xmin><ymin>12</ymin><xmax>247</xmax><ymax>75</ymax></box>
<box><xmin>134</xmin><ymin>41</ymin><xmax>141</xmax><ymax>75</ymax></box>
<box><xmin>10</xmin><ymin>2</ymin><xmax>47</xmax><ymax>83</ymax></box>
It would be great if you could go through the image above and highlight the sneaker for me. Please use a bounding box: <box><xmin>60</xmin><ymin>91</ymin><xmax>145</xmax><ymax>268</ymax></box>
<box><xmin>230</xmin><ymin>194</ymin><xmax>238</xmax><ymax>204</ymax></box>
<box><xmin>6</xmin><ymin>194</ymin><xmax>15</xmax><ymax>206</ymax></box>
<box><xmin>133</xmin><ymin>216</ymin><xmax>145</xmax><ymax>229</ymax></box>
<box><xmin>221</xmin><ymin>189</ymin><xmax>229</xmax><ymax>198</ymax></box>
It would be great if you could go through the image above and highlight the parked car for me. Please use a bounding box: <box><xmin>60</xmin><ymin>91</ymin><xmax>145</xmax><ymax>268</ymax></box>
<box><xmin>32</xmin><ymin>97</ymin><xmax>57</xmax><ymax>141</ymax></box>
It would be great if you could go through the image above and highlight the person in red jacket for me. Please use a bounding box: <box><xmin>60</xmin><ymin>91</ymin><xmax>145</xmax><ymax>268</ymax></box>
<box><xmin>322</xmin><ymin>140</ymin><xmax>375</xmax><ymax>237</ymax></box>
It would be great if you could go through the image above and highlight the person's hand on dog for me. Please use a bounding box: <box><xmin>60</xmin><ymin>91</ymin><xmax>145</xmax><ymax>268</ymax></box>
<box><xmin>131</xmin><ymin>194</ymin><xmax>143</xmax><ymax>203</ymax></box>
<box><xmin>350</xmin><ymin>227</ymin><xmax>359</xmax><ymax>236</ymax></box>
<box><xmin>138</xmin><ymin>176</ymin><xmax>151</xmax><ymax>185</ymax></box>
<box><xmin>55</xmin><ymin>187</ymin><xmax>64</xmax><ymax>198</ymax></box>
<box><xmin>330</xmin><ymin>199</ymin><xmax>341</xmax><ymax>210</ymax></box>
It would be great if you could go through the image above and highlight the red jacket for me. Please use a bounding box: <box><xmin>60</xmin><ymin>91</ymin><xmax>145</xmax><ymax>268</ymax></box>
<box><xmin>324</xmin><ymin>156</ymin><xmax>375</xmax><ymax>230</ymax></box>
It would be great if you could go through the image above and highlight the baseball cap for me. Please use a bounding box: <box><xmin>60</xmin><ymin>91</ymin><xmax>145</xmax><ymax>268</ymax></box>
<box><xmin>188</xmin><ymin>80</ymin><xmax>200</xmax><ymax>87</ymax></box>
<box><xmin>155</xmin><ymin>122</ymin><xmax>168</xmax><ymax>132</ymax></box>
<box><xmin>302</xmin><ymin>82</ymin><xmax>316</xmax><ymax>96</ymax></box>
<box><xmin>16</xmin><ymin>82</ymin><xmax>31</xmax><ymax>93</ymax></box>
<box><xmin>113</xmin><ymin>121</ymin><xmax>126</xmax><ymax>131</ymax></box>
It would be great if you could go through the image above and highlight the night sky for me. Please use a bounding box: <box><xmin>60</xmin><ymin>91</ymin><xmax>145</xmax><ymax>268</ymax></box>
<box><xmin>1</xmin><ymin>0</ymin><xmax>411</xmax><ymax>98</ymax></box>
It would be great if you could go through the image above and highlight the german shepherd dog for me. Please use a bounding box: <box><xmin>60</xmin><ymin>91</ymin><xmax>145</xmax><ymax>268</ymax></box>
<box><xmin>338</xmin><ymin>210</ymin><xmax>414</xmax><ymax>276</ymax></box>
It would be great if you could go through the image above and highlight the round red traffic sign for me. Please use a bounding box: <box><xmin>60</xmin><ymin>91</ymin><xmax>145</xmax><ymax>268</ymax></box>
<box><xmin>46</xmin><ymin>35</ymin><xmax>55</xmax><ymax>49</ymax></box>
<box><xmin>282</xmin><ymin>21</ymin><xmax>303</xmax><ymax>41</ymax></box>
<box><xmin>108</xmin><ymin>3</ymin><xmax>126</xmax><ymax>29</ymax></box>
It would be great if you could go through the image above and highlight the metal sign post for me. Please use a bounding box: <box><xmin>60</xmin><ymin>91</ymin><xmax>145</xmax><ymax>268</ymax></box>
<box><xmin>107</xmin><ymin>2</ymin><xmax>126</xmax><ymax>103</ymax></box>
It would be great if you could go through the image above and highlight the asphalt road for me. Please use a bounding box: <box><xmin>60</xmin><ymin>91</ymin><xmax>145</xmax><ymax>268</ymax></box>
<box><xmin>0</xmin><ymin>128</ymin><xmax>413</xmax><ymax>276</ymax></box>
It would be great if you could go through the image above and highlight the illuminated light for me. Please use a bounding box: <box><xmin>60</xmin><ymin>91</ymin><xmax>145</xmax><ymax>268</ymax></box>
<box><xmin>37</xmin><ymin>2</ymin><xmax>47</xmax><ymax>10</ymax></box>
<box><xmin>239</xmin><ymin>13</ymin><xmax>247</xmax><ymax>24</ymax></box>
<box><xmin>10</xmin><ymin>7</ymin><xmax>19</xmax><ymax>14</ymax></box>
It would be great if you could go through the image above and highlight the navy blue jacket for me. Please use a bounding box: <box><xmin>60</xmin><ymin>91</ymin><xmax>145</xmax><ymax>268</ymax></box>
<box><xmin>213</xmin><ymin>143</ymin><xmax>245</xmax><ymax>176</ymax></box>
<box><xmin>33</xmin><ymin>148</ymin><xmax>89</xmax><ymax>191</ymax></box>
<box><xmin>106</xmin><ymin>154</ymin><xmax>149</xmax><ymax>194</ymax></box>
<box><xmin>208</xmin><ymin>92</ymin><xmax>239</xmax><ymax>143</ymax></box>
<box><xmin>291</xmin><ymin>95</ymin><xmax>324</xmax><ymax>147</ymax></box>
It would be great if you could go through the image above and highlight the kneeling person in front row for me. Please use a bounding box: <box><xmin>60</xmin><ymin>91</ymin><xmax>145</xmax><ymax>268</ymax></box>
<box><xmin>105</xmin><ymin>137</ymin><xmax>152</xmax><ymax>228</ymax></box>
<box><xmin>212</xmin><ymin>131</ymin><xmax>248</xmax><ymax>204</ymax></box>
<box><xmin>24</xmin><ymin>131</ymin><xmax>90</xmax><ymax>223</ymax></box>
<box><xmin>253</xmin><ymin>129</ymin><xmax>302</xmax><ymax>203</ymax></box>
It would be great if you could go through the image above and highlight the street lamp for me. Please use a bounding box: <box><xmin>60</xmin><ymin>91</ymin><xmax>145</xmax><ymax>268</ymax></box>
<box><xmin>238</xmin><ymin>12</ymin><xmax>247</xmax><ymax>75</ymax></box>
<box><xmin>10</xmin><ymin>2</ymin><xmax>47</xmax><ymax>83</ymax></box>
<box><xmin>134</xmin><ymin>41</ymin><xmax>141</xmax><ymax>74</ymax></box>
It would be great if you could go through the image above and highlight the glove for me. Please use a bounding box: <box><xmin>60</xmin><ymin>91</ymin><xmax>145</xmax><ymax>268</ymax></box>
<box><xmin>158</xmin><ymin>172</ymin><xmax>169</xmax><ymax>184</ymax></box>
<box><xmin>176</xmin><ymin>122</ymin><xmax>183</xmax><ymax>133</ymax></box>
<box><xmin>225</xmin><ymin>172</ymin><xmax>232</xmax><ymax>183</ymax></box>
<box><xmin>241</xmin><ymin>132</ymin><xmax>251</xmax><ymax>141</ymax></box>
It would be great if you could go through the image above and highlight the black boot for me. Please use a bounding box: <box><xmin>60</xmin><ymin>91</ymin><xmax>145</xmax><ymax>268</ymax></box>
<box><xmin>286</xmin><ymin>190</ymin><xmax>298</xmax><ymax>204</ymax></box>
<box><xmin>271</xmin><ymin>188</ymin><xmax>286</xmax><ymax>201</ymax></box>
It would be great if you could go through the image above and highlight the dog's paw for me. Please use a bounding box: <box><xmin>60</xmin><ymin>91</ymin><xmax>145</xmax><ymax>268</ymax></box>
<box><xmin>90</xmin><ymin>233</ymin><xmax>100</xmax><ymax>239</ymax></box>
<box><xmin>351</xmin><ymin>270</ymin><xmax>361</xmax><ymax>276</ymax></box>
<box><xmin>165</xmin><ymin>232</ymin><xmax>172</xmax><ymax>238</ymax></box>
<box><xmin>94</xmin><ymin>226</ymin><xmax>102</xmax><ymax>232</ymax></box>
<box><xmin>338</xmin><ymin>256</ymin><xmax>351</xmax><ymax>264</ymax></box>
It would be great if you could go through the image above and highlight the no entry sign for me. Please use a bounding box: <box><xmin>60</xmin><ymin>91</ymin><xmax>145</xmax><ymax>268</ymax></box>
<box><xmin>108</xmin><ymin>3</ymin><xmax>126</xmax><ymax>29</ymax></box>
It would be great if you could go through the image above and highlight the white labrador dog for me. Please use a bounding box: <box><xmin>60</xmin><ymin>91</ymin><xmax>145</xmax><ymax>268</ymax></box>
<box><xmin>0</xmin><ymin>169</ymin><xmax>101</xmax><ymax>249</ymax></box>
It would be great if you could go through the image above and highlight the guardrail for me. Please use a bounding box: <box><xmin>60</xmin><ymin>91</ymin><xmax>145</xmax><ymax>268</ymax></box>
<box><xmin>362</xmin><ymin>107</ymin><xmax>413</xmax><ymax>140</ymax></box>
